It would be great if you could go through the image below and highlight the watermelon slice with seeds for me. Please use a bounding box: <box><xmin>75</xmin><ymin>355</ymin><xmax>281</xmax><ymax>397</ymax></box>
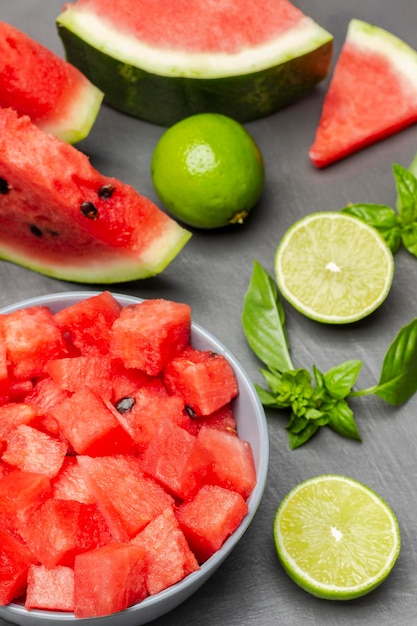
<box><xmin>309</xmin><ymin>19</ymin><xmax>417</xmax><ymax>168</ymax></box>
<box><xmin>0</xmin><ymin>108</ymin><xmax>191</xmax><ymax>283</ymax></box>
<box><xmin>56</xmin><ymin>0</ymin><xmax>333</xmax><ymax>125</ymax></box>
<box><xmin>0</xmin><ymin>20</ymin><xmax>103</xmax><ymax>144</ymax></box>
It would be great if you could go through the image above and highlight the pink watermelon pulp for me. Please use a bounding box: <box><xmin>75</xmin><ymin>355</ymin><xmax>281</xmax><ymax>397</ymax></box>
<box><xmin>0</xmin><ymin>108</ymin><xmax>191</xmax><ymax>283</ymax></box>
<box><xmin>0</xmin><ymin>20</ymin><xmax>103</xmax><ymax>144</ymax></box>
<box><xmin>309</xmin><ymin>19</ymin><xmax>417</xmax><ymax>168</ymax></box>
<box><xmin>57</xmin><ymin>0</ymin><xmax>333</xmax><ymax>125</ymax></box>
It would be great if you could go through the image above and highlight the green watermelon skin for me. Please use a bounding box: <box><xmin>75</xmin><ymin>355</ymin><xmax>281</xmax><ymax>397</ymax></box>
<box><xmin>0</xmin><ymin>108</ymin><xmax>191</xmax><ymax>284</ymax></box>
<box><xmin>56</xmin><ymin>1</ymin><xmax>333</xmax><ymax>125</ymax></box>
<box><xmin>57</xmin><ymin>26</ymin><xmax>332</xmax><ymax>125</ymax></box>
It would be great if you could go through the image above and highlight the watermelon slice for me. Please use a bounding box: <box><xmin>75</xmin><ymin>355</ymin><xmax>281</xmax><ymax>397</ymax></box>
<box><xmin>0</xmin><ymin>20</ymin><xmax>103</xmax><ymax>144</ymax></box>
<box><xmin>0</xmin><ymin>108</ymin><xmax>191</xmax><ymax>283</ymax></box>
<box><xmin>309</xmin><ymin>19</ymin><xmax>417</xmax><ymax>168</ymax></box>
<box><xmin>56</xmin><ymin>0</ymin><xmax>333</xmax><ymax>125</ymax></box>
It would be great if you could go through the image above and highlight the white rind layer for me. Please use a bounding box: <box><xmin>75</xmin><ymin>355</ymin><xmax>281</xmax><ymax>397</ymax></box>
<box><xmin>57</xmin><ymin>8</ymin><xmax>333</xmax><ymax>79</ymax></box>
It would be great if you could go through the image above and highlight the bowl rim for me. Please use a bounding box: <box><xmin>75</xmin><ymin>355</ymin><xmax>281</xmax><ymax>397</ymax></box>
<box><xmin>0</xmin><ymin>290</ymin><xmax>269</xmax><ymax>623</ymax></box>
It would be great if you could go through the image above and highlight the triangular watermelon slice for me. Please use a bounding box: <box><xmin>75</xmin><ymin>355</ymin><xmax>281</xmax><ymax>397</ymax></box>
<box><xmin>309</xmin><ymin>19</ymin><xmax>417</xmax><ymax>168</ymax></box>
<box><xmin>0</xmin><ymin>108</ymin><xmax>191</xmax><ymax>283</ymax></box>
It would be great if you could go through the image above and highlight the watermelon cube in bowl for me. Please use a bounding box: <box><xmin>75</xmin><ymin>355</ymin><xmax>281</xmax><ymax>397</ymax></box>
<box><xmin>0</xmin><ymin>291</ymin><xmax>269</xmax><ymax>626</ymax></box>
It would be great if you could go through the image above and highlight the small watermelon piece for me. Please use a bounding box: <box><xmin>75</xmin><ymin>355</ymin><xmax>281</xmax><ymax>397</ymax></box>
<box><xmin>0</xmin><ymin>20</ymin><xmax>103</xmax><ymax>144</ymax></box>
<box><xmin>51</xmin><ymin>457</ymin><xmax>95</xmax><ymax>504</ymax></box>
<box><xmin>163</xmin><ymin>347</ymin><xmax>239</xmax><ymax>416</ymax></box>
<box><xmin>25</xmin><ymin>564</ymin><xmax>75</xmax><ymax>612</ymax></box>
<box><xmin>131</xmin><ymin>506</ymin><xmax>199</xmax><ymax>595</ymax></box>
<box><xmin>46</xmin><ymin>354</ymin><xmax>113</xmax><ymax>399</ymax></box>
<box><xmin>77</xmin><ymin>455</ymin><xmax>174</xmax><ymax>541</ymax></box>
<box><xmin>0</xmin><ymin>469</ymin><xmax>52</xmax><ymax>533</ymax></box>
<box><xmin>0</xmin><ymin>305</ymin><xmax>67</xmax><ymax>380</ymax></box>
<box><xmin>309</xmin><ymin>19</ymin><xmax>417</xmax><ymax>168</ymax></box>
<box><xmin>53</xmin><ymin>291</ymin><xmax>122</xmax><ymax>356</ymax></box>
<box><xmin>176</xmin><ymin>484</ymin><xmax>249</xmax><ymax>563</ymax></box>
<box><xmin>0</xmin><ymin>528</ymin><xmax>36</xmax><ymax>605</ymax></box>
<box><xmin>110</xmin><ymin>299</ymin><xmax>191</xmax><ymax>376</ymax></box>
<box><xmin>1</xmin><ymin>423</ymin><xmax>68</xmax><ymax>478</ymax></box>
<box><xmin>0</xmin><ymin>108</ymin><xmax>191</xmax><ymax>284</ymax></box>
<box><xmin>141</xmin><ymin>420</ymin><xmax>214</xmax><ymax>500</ymax></box>
<box><xmin>73</xmin><ymin>543</ymin><xmax>148</xmax><ymax>618</ymax></box>
<box><xmin>197</xmin><ymin>426</ymin><xmax>256</xmax><ymax>500</ymax></box>
<box><xmin>50</xmin><ymin>386</ymin><xmax>135</xmax><ymax>456</ymax></box>
<box><xmin>56</xmin><ymin>0</ymin><xmax>333</xmax><ymax>125</ymax></box>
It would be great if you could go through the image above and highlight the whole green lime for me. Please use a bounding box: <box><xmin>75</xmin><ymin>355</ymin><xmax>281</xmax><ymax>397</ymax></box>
<box><xmin>151</xmin><ymin>113</ymin><xmax>265</xmax><ymax>229</ymax></box>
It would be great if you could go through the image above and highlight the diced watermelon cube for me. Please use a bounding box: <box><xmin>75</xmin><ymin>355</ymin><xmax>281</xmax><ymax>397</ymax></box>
<box><xmin>0</xmin><ymin>306</ymin><xmax>67</xmax><ymax>379</ymax></box>
<box><xmin>74</xmin><ymin>543</ymin><xmax>148</xmax><ymax>618</ymax></box>
<box><xmin>176</xmin><ymin>484</ymin><xmax>248</xmax><ymax>563</ymax></box>
<box><xmin>197</xmin><ymin>426</ymin><xmax>256</xmax><ymax>500</ymax></box>
<box><xmin>1</xmin><ymin>423</ymin><xmax>67</xmax><ymax>478</ymax></box>
<box><xmin>110</xmin><ymin>299</ymin><xmax>191</xmax><ymax>376</ymax></box>
<box><xmin>50</xmin><ymin>386</ymin><xmax>135</xmax><ymax>456</ymax></box>
<box><xmin>46</xmin><ymin>354</ymin><xmax>113</xmax><ymax>399</ymax></box>
<box><xmin>0</xmin><ymin>528</ymin><xmax>36</xmax><ymax>605</ymax></box>
<box><xmin>114</xmin><ymin>386</ymin><xmax>187</xmax><ymax>452</ymax></box>
<box><xmin>131</xmin><ymin>506</ymin><xmax>199</xmax><ymax>595</ymax></box>
<box><xmin>77</xmin><ymin>455</ymin><xmax>174</xmax><ymax>541</ymax></box>
<box><xmin>18</xmin><ymin>498</ymin><xmax>112</xmax><ymax>568</ymax></box>
<box><xmin>0</xmin><ymin>402</ymin><xmax>37</xmax><ymax>441</ymax></box>
<box><xmin>51</xmin><ymin>456</ymin><xmax>94</xmax><ymax>504</ymax></box>
<box><xmin>141</xmin><ymin>420</ymin><xmax>214</xmax><ymax>501</ymax></box>
<box><xmin>54</xmin><ymin>291</ymin><xmax>122</xmax><ymax>356</ymax></box>
<box><xmin>24</xmin><ymin>376</ymin><xmax>70</xmax><ymax>436</ymax></box>
<box><xmin>0</xmin><ymin>469</ymin><xmax>51</xmax><ymax>532</ymax></box>
<box><xmin>25</xmin><ymin>564</ymin><xmax>75</xmax><ymax>612</ymax></box>
<box><xmin>163</xmin><ymin>347</ymin><xmax>239</xmax><ymax>416</ymax></box>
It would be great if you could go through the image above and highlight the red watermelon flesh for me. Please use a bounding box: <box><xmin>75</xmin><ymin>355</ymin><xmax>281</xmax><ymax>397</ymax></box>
<box><xmin>0</xmin><ymin>20</ymin><xmax>103</xmax><ymax>144</ymax></box>
<box><xmin>25</xmin><ymin>564</ymin><xmax>75</xmax><ymax>612</ymax></box>
<box><xmin>0</xmin><ymin>108</ymin><xmax>191</xmax><ymax>284</ymax></box>
<box><xmin>0</xmin><ymin>528</ymin><xmax>36</xmax><ymax>605</ymax></box>
<box><xmin>309</xmin><ymin>19</ymin><xmax>417</xmax><ymax>168</ymax></box>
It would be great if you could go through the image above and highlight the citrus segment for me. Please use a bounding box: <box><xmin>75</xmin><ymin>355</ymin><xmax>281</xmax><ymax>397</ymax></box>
<box><xmin>151</xmin><ymin>113</ymin><xmax>264</xmax><ymax>229</ymax></box>
<box><xmin>274</xmin><ymin>212</ymin><xmax>394</xmax><ymax>323</ymax></box>
<box><xmin>273</xmin><ymin>474</ymin><xmax>401</xmax><ymax>600</ymax></box>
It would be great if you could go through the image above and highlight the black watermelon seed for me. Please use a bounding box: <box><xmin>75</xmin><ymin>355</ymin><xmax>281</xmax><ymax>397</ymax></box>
<box><xmin>0</xmin><ymin>177</ymin><xmax>11</xmax><ymax>194</ymax></box>
<box><xmin>185</xmin><ymin>405</ymin><xmax>197</xmax><ymax>419</ymax></box>
<box><xmin>116</xmin><ymin>396</ymin><xmax>136</xmax><ymax>414</ymax></box>
<box><xmin>98</xmin><ymin>184</ymin><xmax>115</xmax><ymax>199</ymax></box>
<box><xmin>30</xmin><ymin>225</ymin><xmax>43</xmax><ymax>237</ymax></box>
<box><xmin>80</xmin><ymin>201</ymin><xmax>99</xmax><ymax>220</ymax></box>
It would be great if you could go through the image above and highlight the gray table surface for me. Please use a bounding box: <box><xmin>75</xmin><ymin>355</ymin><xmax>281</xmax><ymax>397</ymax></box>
<box><xmin>2</xmin><ymin>1</ymin><xmax>417</xmax><ymax>625</ymax></box>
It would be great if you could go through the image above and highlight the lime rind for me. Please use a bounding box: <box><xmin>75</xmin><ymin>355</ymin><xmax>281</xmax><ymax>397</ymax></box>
<box><xmin>273</xmin><ymin>474</ymin><xmax>401</xmax><ymax>600</ymax></box>
<box><xmin>274</xmin><ymin>212</ymin><xmax>395</xmax><ymax>324</ymax></box>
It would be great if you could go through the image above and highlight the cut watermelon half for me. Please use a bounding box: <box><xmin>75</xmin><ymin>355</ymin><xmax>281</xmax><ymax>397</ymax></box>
<box><xmin>0</xmin><ymin>20</ymin><xmax>103</xmax><ymax>144</ymax></box>
<box><xmin>309</xmin><ymin>19</ymin><xmax>417</xmax><ymax>168</ymax></box>
<box><xmin>0</xmin><ymin>108</ymin><xmax>191</xmax><ymax>283</ymax></box>
<box><xmin>56</xmin><ymin>0</ymin><xmax>333</xmax><ymax>125</ymax></box>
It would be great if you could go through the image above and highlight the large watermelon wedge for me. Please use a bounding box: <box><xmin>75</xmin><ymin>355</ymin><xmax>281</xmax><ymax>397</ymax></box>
<box><xmin>0</xmin><ymin>108</ymin><xmax>191</xmax><ymax>284</ymax></box>
<box><xmin>0</xmin><ymin>20</ymin><xmax>103</xmax><ymax>144</ymax></box>
<box><xmin>56</xmin><ymin>0</ymin><xmax>333</xmax><ymax>126</ymax></box>
<box><xmin>309</xmin><ymin>19</ymin><xmax>417</xmax><ymax>168</ymax></box>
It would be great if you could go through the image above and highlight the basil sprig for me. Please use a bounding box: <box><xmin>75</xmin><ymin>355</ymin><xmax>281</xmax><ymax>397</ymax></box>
<box><xmin>342</xmin><ymin>159</ymin><xmax>417</xmax><ymax>256</ymax></box>
<box><xmin>242</xmin><ymin>260</ymin><xmax>417</xmax><ymax>449</ymax></box>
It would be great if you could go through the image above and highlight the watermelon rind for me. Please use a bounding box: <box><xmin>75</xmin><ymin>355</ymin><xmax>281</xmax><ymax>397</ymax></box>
<box><xmin>0</xmin><ymin>220</ymin><xmax>191</xmax><ymax>284</ymax></box>
<box><xmin>40</xmin><ymin>79</ymin><xmax>104</xmax><ymax>145</ymax></box>
<box><xmin>56</xmin><ymin>6</ymin><xmax>333</xmax><ymax>125</ymax></box>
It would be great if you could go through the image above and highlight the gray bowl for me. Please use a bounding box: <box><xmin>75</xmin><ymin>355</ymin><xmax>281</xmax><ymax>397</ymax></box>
<box><xmin>0</xmin><ymin>291</ymin><xmax>269</xmax><ymax>626</ymax></box>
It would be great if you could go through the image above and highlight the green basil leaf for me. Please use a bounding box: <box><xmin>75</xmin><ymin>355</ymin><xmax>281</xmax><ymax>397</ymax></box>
<box><xmin>401</xmin><ymin>223</ymin><xmax>417</xmax><ymax>257</ymax></box>
<box><xmin>323</xmin><ymin>360</ymin><xmax>362</xmax><ymax>399</ymax></box>
<box><xmin>288</xmin><ymin>421</ymin><xmax>320</xmax><ymax>449</ymax></box>
<box><xmin>259</xmin><ymin>368</ymin><xmax>282</xmax><ymax>395</ymax></box>
<box><xmin>254</xmin><ymin>384</ymin><xmax>283</xmax><ymax>408</ymax></box>
<box><xmin>373</xmin><ymin>318</ymin><xmax>417</xmax><ymax>404</ymax></box>
<box><xmin>242</xmin><ymin>259</ymin><xmax>293</xmax><ymax>373</ymax></box>
<box><xmin>327</xmin><ymin>400</ymin><xmax>362</xmax><ymax>440</ymax></box>
<box><xmin>341</xmin><ymin>204</ymin><xmax>402</xmax><ymax>253</ymax></box>
<box><xmin>394</xmin><ymin>163</ymin><xmax>417</xmax><ymax>224</ymax></box>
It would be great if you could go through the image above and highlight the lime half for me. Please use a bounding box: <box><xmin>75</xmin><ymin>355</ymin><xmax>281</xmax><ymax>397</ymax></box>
<box><xmin>273</xmin><ymin>474</ymin><xmax>401</xmax><ymax>600</ymax></box>
<box><xmin>274</xmin><ymin>212</ymin><xmax>394</xmax><ymax>323</ymax></box>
